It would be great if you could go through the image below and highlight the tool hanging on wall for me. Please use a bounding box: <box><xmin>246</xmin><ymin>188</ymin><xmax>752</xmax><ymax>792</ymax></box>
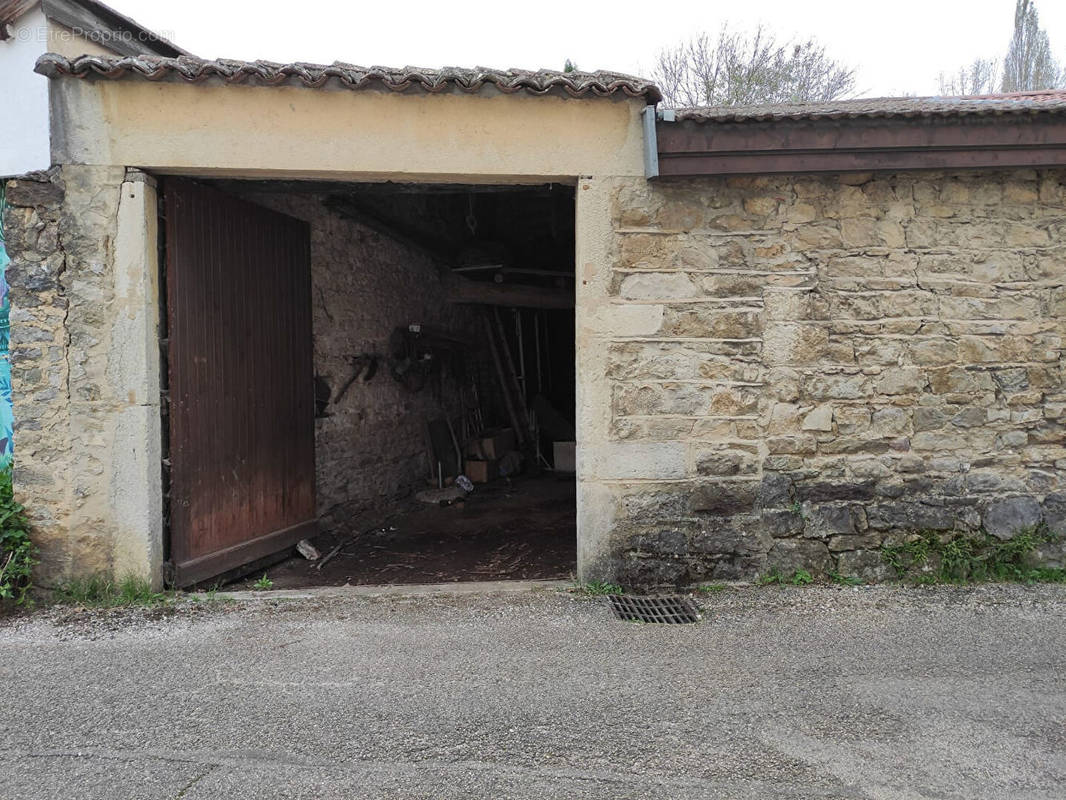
<box><xmin>328</xmin><ymin>323</ymin><xmax>470</xmax><ymax>410</ymax></box>
<box><xmin>333</xmin><ymin>353</ymin><xmax>380</xmax><ymax>405</ymax></box>
<box><xmin>389</xmin><ymin>324</ymin><xmax>470</xmax><ymax>395</ymax></box>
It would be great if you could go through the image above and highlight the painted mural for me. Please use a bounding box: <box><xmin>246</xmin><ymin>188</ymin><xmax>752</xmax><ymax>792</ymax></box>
<box><xmin>0</xmin><ymin>186</ymin><xmax>14</xmax><ymax>466</ymax></box>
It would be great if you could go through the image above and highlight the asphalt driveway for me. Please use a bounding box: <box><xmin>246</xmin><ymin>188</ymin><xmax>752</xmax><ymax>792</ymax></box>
<box><xmin>1</xmin><ymin>583</ymin><xmax>1064</xmax><ymax>799</ymax></box>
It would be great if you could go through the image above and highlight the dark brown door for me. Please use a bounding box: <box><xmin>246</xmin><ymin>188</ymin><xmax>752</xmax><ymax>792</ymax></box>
<box><xmin>164</xmin><ymin>178</ymin><xmax>315</xmax><ymax>587</ymax></box>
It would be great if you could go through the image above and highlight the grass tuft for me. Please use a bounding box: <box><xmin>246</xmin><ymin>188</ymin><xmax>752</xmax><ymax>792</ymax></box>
<box><xmin>575</xmin><ymin>580</ymin><xmax>624</xmax><ymax>596</ymax></box>
<box><xmin>55</xmin><ymin>574</ymin><xmax>171</xmax><ymax>608</ymax></box>
<box><xmin>696</xmin><ymin>583</ymin><xmax>728</xmax><ymax>594</ymax></box>
<box><xmin>758</xmin><ymin>567</ymin><xmax>815</xmax><ymax>586</ymax></box>
<box><xmin>828</xmin><ymin>570</ymin><xmax>864</xmax><ymax>587</ymax></box>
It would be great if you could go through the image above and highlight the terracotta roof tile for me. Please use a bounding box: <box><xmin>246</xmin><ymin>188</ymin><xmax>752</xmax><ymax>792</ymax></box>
<box><xmin>671</xmin><ymin>90</ymin><xmax>1066</xmax><ymax>122</ymax></box>
<box><xmin>0</xmin><ymin>0</ymin><xmax>36</xmax><ymax>33</ymax></box>
<box><xmin>39</xmin><ymin>53</ymin><xmax>1066</xmax><ymax>123</ymax></box>
<box><xmin>35</xmin><ymin>53</ymin><xmax>663</xmax><ymax>103</ymax></box>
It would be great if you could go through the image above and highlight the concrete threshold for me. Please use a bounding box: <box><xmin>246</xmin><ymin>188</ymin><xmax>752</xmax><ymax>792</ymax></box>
<box><xmin>200</xmin><ymin>579</ymin><xmax>573</xmax><ymax>602</ymax></box>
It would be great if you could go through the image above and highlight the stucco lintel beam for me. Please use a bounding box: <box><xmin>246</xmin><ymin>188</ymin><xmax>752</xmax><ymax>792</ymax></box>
<box><xmin>50</xmin><ymin>80</ymin><xmax>647</xmax><ymax>180</ymax></box>
<box><xmin>143</xmin><ymin>167</ymin><xmax>581</xmax><ymax>186</ymax></box>
<box><xmin>656</xmin><ymin>115</ymin><xmax>1066</xmax><ymax>175</ymax></box>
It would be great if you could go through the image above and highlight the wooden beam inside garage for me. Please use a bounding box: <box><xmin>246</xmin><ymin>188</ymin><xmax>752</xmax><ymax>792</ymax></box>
<box><xmin>443</xmin><ymin>274</ymin><xmax>573</xmax><ymax>309</ymax></box>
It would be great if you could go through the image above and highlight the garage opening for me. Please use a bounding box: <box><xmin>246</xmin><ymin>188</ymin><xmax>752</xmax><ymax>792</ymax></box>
<box><xmin>160</xmin><ymin>178</ymin><xmax>577</xmax><ymax>588</ymax></box>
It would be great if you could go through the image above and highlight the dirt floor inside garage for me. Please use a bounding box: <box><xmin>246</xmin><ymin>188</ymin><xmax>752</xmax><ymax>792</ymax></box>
<box><xmin>234</xmin><ymin>475</ymin><xmax>576</xmax><ymax>589</ymax></box>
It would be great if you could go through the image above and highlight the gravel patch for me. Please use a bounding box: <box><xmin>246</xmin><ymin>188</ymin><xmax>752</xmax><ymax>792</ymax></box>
<box><xmin>2</xmin><ymin>583</ymin><xmax>1065</xmax><ymax>799</ymax></box>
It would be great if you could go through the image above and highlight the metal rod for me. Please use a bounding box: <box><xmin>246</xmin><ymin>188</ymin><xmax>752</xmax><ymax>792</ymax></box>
<box><xmin>515</xmin><ymin>308</ymin><xmax>526</xmax><ymax>399</ymax></box>
<box><xmin>450</xmin><ymin>265</ymin><xmax>574</xmax><ymax>277</ymax></box>
<box><xmin>534</xmin><ymin>312</ymin><xmax>542</xmax><ymax>394</ymax></box>
<box><xmin>471</xmin><ymin>380</ymin><xmax>483</xmax><ymax>432</ymax></box>
<box><xmin>544</xmin><ymin>314</ymin><xmax>552</xmax><ymax>393</ymax></box>
<box><xmin>492</xmin><ymin>308</ymin><xmax>532</xmax><ymax>443</ymax></box>
<box><xmin>531</xmin><ymin>408</ymin><xmax>542</xmax><ymax>467</ymax></box>
<box><xmin>446</xmin><ymin>417</ymin><xmax>462</xmax><ymax>478</ymax></box>
<box><xmin>483</xmin><ymin>315</ymin><xmax>525</xmax><ymax>446</ymax></box>
<box><xmin>451</xmin><ymin>264</ymin><xmax>504</xmax><ymax>273</ymax></box>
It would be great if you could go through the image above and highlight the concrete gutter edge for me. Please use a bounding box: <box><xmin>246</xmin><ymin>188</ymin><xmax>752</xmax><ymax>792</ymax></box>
<box><xmin>204</xmin><ymin>579</ymin><xmax>574</xmax><ymax>602</ymax></box>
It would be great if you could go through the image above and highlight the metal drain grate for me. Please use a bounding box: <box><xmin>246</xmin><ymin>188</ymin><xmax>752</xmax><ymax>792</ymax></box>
<box><xmin>608</xmin><ymin>594</ymin><xmax>701</xmax><ymax>624</ymax></box>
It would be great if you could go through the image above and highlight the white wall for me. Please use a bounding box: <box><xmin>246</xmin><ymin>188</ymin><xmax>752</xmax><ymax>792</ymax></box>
<box><xmin>0</xmin><ymin>6</ymin><xmax>50</xmax><ymax>177</ymax></box>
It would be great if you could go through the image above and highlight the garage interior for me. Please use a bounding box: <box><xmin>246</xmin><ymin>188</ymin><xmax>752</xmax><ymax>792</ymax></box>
<box><xmin>160</xmin><ymin>178</ymin><xmax>578</xmax><ymax>588</ymax></box>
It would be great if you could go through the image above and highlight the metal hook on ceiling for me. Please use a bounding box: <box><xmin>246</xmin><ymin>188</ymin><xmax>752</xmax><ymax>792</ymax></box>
<box><xmin>465</xmin><ymin>195</ymin><xmax>477</xmax><ymax>236</ymax></box>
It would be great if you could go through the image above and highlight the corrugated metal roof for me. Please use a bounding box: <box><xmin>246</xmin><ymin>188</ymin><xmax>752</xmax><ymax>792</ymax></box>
<box><xmin>671</xmin><ymin>90</ymin><xmax>1066</xmax><ymax>122</ymax></box>
<box><xmin>34</xmin><ymin>53</ymin><xmax>663</xmax><ymax>102</ymax></box>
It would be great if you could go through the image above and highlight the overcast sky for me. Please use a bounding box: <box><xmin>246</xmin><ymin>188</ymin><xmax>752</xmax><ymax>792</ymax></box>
<box><xmin>116</xmin><ymin>0</ymin><xmax>1066</xmax><ymax>99</ymax></box>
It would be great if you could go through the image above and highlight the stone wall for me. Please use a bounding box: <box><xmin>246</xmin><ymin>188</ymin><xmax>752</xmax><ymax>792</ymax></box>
<box><xmin>8</xmin><ymin>164</ymin><xmax>1066</xmax><ymax>588</ymax></box>
<box><xmin>3</xmin><ymin>175</ymin><xmax>479</xmax><ymax>582</ymax></box>
<box><xmin>2</xmin><ymin>169</ymin><xmax>72</xmax><ymax>582</ymax></box>
<box><xmin>597</xmin><ymin>168</ymin><xmax>1066</xmax><ymax>587</ymax></box>
<box><xmin>3</xmin><ymin>174</ymin><xmax>478</xmax><ymax>583</ymax></box>
<box><xmin>244</xmin><ymin>193</ymin><xmax>477</xmax><ymax>533</ymax></box>
<box><xmin>3</xmin><ymin>165</ymin><xmax>163</xmax><ymax>586</ymax></box>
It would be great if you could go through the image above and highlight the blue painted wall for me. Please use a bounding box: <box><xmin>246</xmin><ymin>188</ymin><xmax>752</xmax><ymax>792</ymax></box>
<box><xmin>0</xmin><ymin>187</ymin><xmax>15</xmax><ymax>467</ymax></box>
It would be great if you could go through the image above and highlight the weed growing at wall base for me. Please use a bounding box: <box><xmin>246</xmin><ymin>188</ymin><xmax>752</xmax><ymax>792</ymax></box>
<box><xmin>828</xmin><ymin>571</ymin><xmax>864</xmax><ymax>587</ymax></box>
<box><xmin>758</xmin><ymin>568</ymin><xmax>814</xmax><ymax>586</ymax></box>
<box><xmin>575</xmin><ymin>580</ymin><xmax>624</xmax><ymax>596</ymax></box>
<box><xmin>696</xmin><ymin>583</ymin><xmax>728</xmax><ymax>594</ymax></box>
<box><xmin>881</xmin><ymin>526</ymin><xmax>1066</xmax><ymax>584</ymax></box>
<box><xmin>252</xmin><ymin>574</ymin><xmax>274</xmax><ymax>591</ymax></box>
<box><xmin>55</xmin><ymin>574</ymin><xmax>171</xmax><ymax>607</ymax></box>
<box><xmin>0</xmin><ymin>468</ymin><xmax>35</xmax><ymax>607</ymax></box>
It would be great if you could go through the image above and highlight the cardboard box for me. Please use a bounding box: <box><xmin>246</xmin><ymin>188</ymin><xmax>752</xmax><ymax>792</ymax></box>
<box><xmin>470</xmin><ymin>428</ymin><xmax>516</xmax><ymax>460</ymax></box>
<box><xmin>464</xmin><ymin>458</ymin><xmax>499</xmax><ymax>484</ymax></box>
<box><xmin>553</xmin><ymin>441</ymin><xmax>576</xmax><ymax>473</ymax></box>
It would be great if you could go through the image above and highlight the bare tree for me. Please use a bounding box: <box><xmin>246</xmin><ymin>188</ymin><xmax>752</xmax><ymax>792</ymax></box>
<box><xmin>1002</xmin><ymin>0</ymin><xmax>1061</xmax><ymax>92</ymax></box>
<box><xmin>651</xmin><ymin>25</ymin><xmax>857</xmax><ymax>108</ymax></box>
<box><xmin>938</xmin><ymin>58</ymin><xmax>1001</xmax><ymax>96</ymax></box>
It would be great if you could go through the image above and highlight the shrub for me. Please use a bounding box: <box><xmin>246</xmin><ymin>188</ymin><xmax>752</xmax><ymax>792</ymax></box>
<box><xmin>0</xmin><ymin>468</ymin><xmax>35</xmax><ymax>606</ymax></box>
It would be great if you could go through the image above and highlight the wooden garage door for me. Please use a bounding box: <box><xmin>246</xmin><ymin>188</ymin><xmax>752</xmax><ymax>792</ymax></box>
<box><xmin>164</xmin><ymin>178</ymin><xmax>316</xmax><ymax>587</ymax></box>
